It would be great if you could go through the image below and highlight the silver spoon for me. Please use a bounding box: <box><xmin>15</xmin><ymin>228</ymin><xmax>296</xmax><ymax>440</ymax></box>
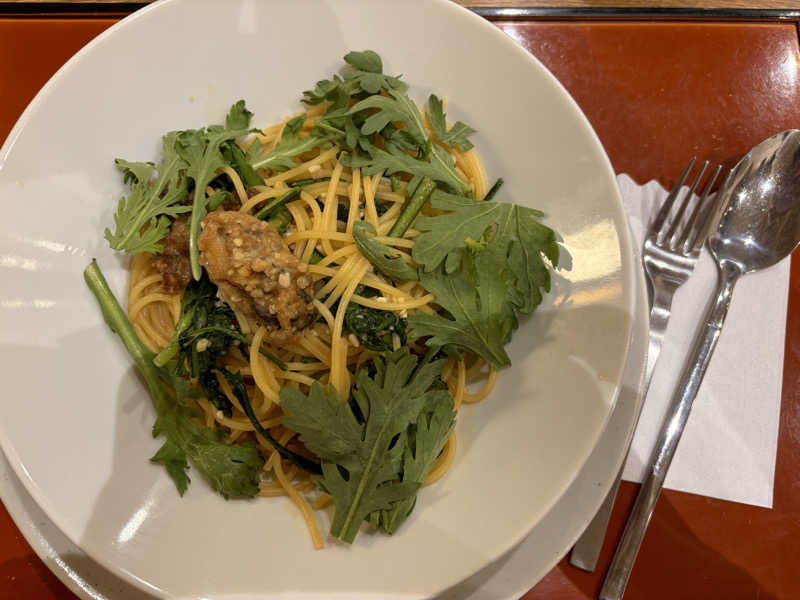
<box><xmin>600</xmin><ymin>129</ymin><xmax>800</xmax><ymax>600</ymax></box>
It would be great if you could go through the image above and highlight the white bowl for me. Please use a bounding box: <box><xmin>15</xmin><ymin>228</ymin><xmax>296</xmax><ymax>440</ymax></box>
<box><xmin>0</xmin><ymin>0</ymin><xmax>636</xmax><ymax>597</ymax></box>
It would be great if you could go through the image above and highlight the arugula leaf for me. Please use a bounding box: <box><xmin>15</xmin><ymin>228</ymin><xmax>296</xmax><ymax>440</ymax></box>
<box><xmin>303</xmin><ymin>50</ymin><xmax>407</xmax><ymax>106</ymax></box>
<box><xmin>150</xmin><ymin>377</ymin><xmax>264</xmax><ymax>499</ymax></box>
<box><xmin>177</xmin><ymin>121</ymin><xmax>250</xmax><ymax>280</ymax></box>
<box><xmin>348</xmin><ymin>88</ymin><xmax>427</xmax><ymax>147</ymax></box>
<box><xmin>104</xmin><ymin>140</ymin><xmax>190</xmax><ymax>254</ymax></box>
<box><xmin>280</xmin><ymin>349</ymin><xmax>449</xmax><ymax>543</ymax></box>
<box><xmin>222</xmin><ymin>142</ymin><xmax>264</xmax><ymax>188</ymax></box>
<box><xmin>115</xmin><ymin>159</ymin><xmax>155</xmax><ymax>185</ymax></box>
<box><xmin>341</xmin><ymin>53</ymin><xmax>407</xmax><ymax>96</ymax></box>
<box><xmin>358</xmin><ymin>141</ymin><xmax>470</xmax><ymax>195</ymax></box>
<box><xmin>370</xmin><ymin>392</ymin><xmax>455</xmax><ymax>534</ymax></box>
<box><xmin>225</xmin><ymin>99</ymin><xmax>253</xmax><ymax>130</ymax></box>
<box><xmin>407</xmin><ymin>191</ymin><xmax>559</xmax><ymax>367</ymax></box>
<box><xmin>249</xmin><ymin>115</ymin><xmax>329</xmax><ymax>172</ymax></box>
<box><xmin>412</xmin><ymin>190</ymin><xmax>559</xmax><ymax>314</ymax></box>
<box><xmin>303</xmin><ymin>76</ymin><xmax>346</xmax><ymax>106</ymax></box>
<box><xmin>84</xmin><ymin>260</ymin><xmax>264</xmax><ymax>499</ymax></box>
<box><xmin>409</xmin><ymin>250</ymin><xmax>516</xmax><ymax>368</ymax></box>
<box><xmin>344</xmin><ymin>49</ymin><xmax>383</xmax><ymax>73</ymax></box>
<box><xmin>426</xmin><ymin>95</ymin><xmax>476</xmax><ymax>152</ymax></box>
<box><xmin>352</xmin><ymin>222</ymin><xmax>418</xmax><ymax>282</ymax></box>
<box><xmin>380</xmin><ymin>123</ymin><xmax>420</xmax><ymax>154</ymax></box>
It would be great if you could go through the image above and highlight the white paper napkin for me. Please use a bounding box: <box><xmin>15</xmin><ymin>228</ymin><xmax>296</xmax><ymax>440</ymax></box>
<box><xmin>616</xmin><ymin>173</ymin><xmax>789</xmax><ymax>508</ymax></box>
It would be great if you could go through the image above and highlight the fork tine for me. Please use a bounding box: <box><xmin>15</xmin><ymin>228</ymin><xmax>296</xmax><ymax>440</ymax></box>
<box><xmin>664</xmin><ymin>160</ymin><xmax>709</xmax><ymax>247</ymax></box>
<box><xmin>684</xmin><ymin>164</ymin><xmax>723</xmax><ymax>253</ymax></box>
<box><xmin>650</xmin><ymin>157</ymin><xmax>695</xmax><ymax>242</ymax></box>
<box><xmin>690</xmin><ymin>164</ymin><xmax>733</xmax><ymax>253</ymax></box>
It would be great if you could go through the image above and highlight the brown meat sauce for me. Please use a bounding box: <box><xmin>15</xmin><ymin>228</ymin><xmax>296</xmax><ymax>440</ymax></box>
<box><xmin>197</xmin><ymin>211</ymin><xmax>315</xmax><ymax>343</ymax></box>
<box><xmin>151</xmin><ymin>216</ymin><xmax>192</xmax><ymax>293</ymax></box>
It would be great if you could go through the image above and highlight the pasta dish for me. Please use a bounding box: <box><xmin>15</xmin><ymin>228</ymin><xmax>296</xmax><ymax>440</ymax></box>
<box><xmin>84</xmin><ymin>50</ymin><xmax>559</xmax><ymax>547</ymax></box>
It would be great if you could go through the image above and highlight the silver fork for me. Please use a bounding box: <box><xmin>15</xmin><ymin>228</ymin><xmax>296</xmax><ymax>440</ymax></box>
<box><xmin>569</xmin><ymin>158</ymin><xmax>724</xmax><ymax>573</ymax></box>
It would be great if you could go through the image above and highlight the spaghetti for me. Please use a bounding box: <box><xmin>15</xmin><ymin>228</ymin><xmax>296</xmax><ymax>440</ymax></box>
<box><xmin>126</xmin><ymin>105</ymin><xmax>497</xmax><ymax>548</ymax></box>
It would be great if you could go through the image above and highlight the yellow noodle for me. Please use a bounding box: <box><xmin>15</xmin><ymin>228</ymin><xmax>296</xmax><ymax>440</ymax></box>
<box><xmin>265</xmin><ymin>146</ymin><xmax>338</xmax><ymax>185</ymax></box>
<box><xmin>220</xmin><ymin>165</ymin><xmax>249</xmax><ymax>205</ymax></box>
<box><xmin>462</xmin><ymin>368</ymin><xmax>498</xmax><ymax>404</ymax></box>
<box><xmin>125</xmin><ymin>102</ymin><xmax>505</xmax><ymax>550</ymax></box>
<box><xmin>423</xmin><ymin>433</ymin><xmax>457</xmax><ymax>486</ymax></box>
<box><xmin>346</xmin><ymin>168</ymin><xmax>362</xmax><ymax>233</ymax></box>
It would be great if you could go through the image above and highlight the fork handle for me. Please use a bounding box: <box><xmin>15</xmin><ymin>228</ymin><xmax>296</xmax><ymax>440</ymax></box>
<box><xmin>599</xmin><ymin>260</ymin><xmax>741</xmax><ymax>600</ymax></box>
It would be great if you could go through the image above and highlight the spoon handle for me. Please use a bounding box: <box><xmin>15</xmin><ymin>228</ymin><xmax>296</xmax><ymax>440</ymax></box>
<box><xmin>599</xmin><ymin>260</ymin><xmax>741</xmax><ymax>600</ymax></box>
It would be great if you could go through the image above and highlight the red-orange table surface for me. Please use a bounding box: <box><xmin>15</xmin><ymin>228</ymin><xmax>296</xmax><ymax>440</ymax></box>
<box><xmin>2</xmin><ymin>15</ymin><xmax>799</xmax><ymax>600</ymax></box>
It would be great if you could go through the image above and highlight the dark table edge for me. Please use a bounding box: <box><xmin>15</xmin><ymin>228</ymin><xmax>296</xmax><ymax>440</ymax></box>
<box><xmin>1</xmin><ymin>3</ymin><xmax>800</xmax><ymax>20</ymax></box>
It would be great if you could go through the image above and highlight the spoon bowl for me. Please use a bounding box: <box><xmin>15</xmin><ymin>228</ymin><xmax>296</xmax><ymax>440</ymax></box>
<box><xmin>710</xmin><ymin>129</ymin><xmax>800</xmax><ymax>272</ymax></box>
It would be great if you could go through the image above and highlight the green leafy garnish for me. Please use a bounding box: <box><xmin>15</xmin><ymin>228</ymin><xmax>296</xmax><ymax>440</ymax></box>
<box><xmin>217</xmin><ymin>367</ymin><xmax>321</xmax><ymax>475</ymax></box>
<box><xmin>222</xmin><ymin>142</ymin><xmax>264</xmax><ymax>188</ymax></box>
<box><xmin>344</xmin><ymin>306</ymin><xmax>407</xmax><ymax>354</ymax></box>
<box><xmin>280</xmin><ymin>349</ymin><xmax>453</xmax><ymax>543</ymax></box>
<box><xmin>302</xmin><ymin>50</ymin><xmax>407</xmax><ymax>106</ymax></box>
<box><xmin>249</xmin><ymin>115</ymin><xmax>328</xmax><ymax>172</ymax></box>
<box><xmin>410</xmin><ymin>250</ymin><xmax>516</xmax><ymax>368</ymax></box>
<box><xmin>352</xmin><ymin>222</ymin><xmax>418</xmax><ymax>282</ymax></box>
<box><xmin>369</xmin><ymin>391</ymin><xmax>455</xmax><ymax>534</ymax></box>
<box><xmin>153</xmin><ymin>273</ymin><xmax>285</xmax><ymax>377</ymax></box>
<box><xmin>108</xmin><ymin>99</ymin><xmax>253</xmax><ymax>271</ymax></box>
<box><xmin>83</xmin><ymin>260</ymin><xmax>264</xmax><ymax>498</ymax></box>
<box><xmin>351</xmin><ymin>141</ymin><xmax>470</xmax><ymax>195</ymax></box>
<box><xmin>104</xmin><ymin>143</ymin><xmax>190</xmax><ymax>254</ymax></box>
<box><xmin>348</xmin><ymin>88</ymin><xmax>427</xmax><ymax>147</ymax></box>
<box><xmin>426</xmin><ymin>94</ymin><xmax>476</xmax><ymax>152</ymax></box>
<box><xmin>224</xmin><ymin>99</ymin><xmax>254</xmax><ymax>130</ymax></box>
<box><xmin>179</xmin><ymin>125</ymin><xmax>250</xmax><ymax>280</ymax></box>
<box><xmin>407</xmin><ymin>190</ymin><xmax>559</xmax><ymax>368</ymax></box>
<box><xmin>413</xmin><ymin>190</ymin><xmax>559</xmax><ymax>312</ymax></box>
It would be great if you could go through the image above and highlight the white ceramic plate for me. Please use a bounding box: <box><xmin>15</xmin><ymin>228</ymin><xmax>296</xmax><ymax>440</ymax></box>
<box><xmin>0</xmin><ymin>1</ymin><xmax>636</xmax><ymax>598</ymax></box>
<box><xmin>0</xmin><ymin>221</ymin><xmax>649</xmax><ymax>600</ymax></box>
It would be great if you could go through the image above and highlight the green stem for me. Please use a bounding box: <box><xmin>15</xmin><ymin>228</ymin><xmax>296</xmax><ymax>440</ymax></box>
<box><xmin>153</xmin><ymin>308</ymin><xmax>195</xmax><ymax>367</ymax></box>
<box><xmin>254</xmin><ymin>188</ymin><xmax>300</xmax><ymax>220</ymax></box>
<box><xmin>388</xmin><ymin>177</ymin><xmax>436</xmax><ymax>238</ymax></box>
<box><xmin>484</xmin><ymin>178</ymin><xmax>504</xmax><ymax>202</ymax></box>
<box><xmin>218</xmin><ymin>368</ymin><xmax>321</xmax><ymax>475</ymax></box>
<box><xmin>84</xmin><ymin>260</ymin><xmax>163</xmax><ymax>406</ymax></box>
<box><xmin>288</xmin><ymin>177</ymin><xmax>331</xmax><ymax>188</ymax></box>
